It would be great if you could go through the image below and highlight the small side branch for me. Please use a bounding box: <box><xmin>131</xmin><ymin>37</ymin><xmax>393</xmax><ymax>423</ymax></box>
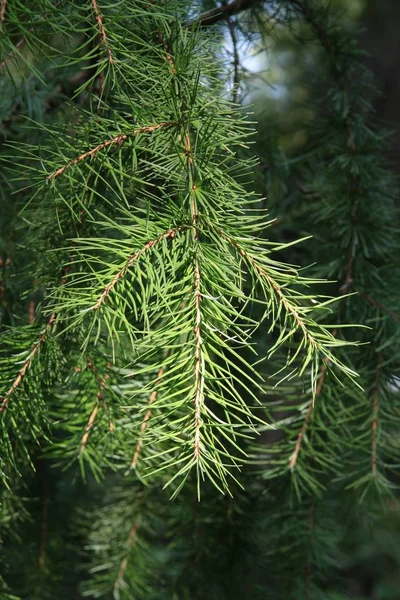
<box><xmin>131</xmin><ymin>365</ymin><xmax>165</xmax><ymax>469</ymax></box>
<box><xmin>0</xmin><ymin>313</ymin><xmax>56</xmax><ymax>413</ymax></box>
<box><xmin>216</xmin><ymin>227</ymin><xmax>318</xmax><ymax>349</ymax></box>
<box><xmin>47</xmin><ymin>122</ymin><xmax>176</xmax><ymax>180</ymax></box>
<box><xmin>79</xmin><ymin>362</ymin><xmax>111</xmax><ymax>453</ymax></box>
<box><xmin>289</xmin><ymin>358</ymin><xmax>329</xmax><ymax>470</ymax></box>
<box><xmin>93</xmin><ymin>226</ymin><xmax>183</xmax><ymax>310</ymax></box>
<box><xmin>91</xmin><ymin>0</ymin><xmax>113</xmax><ymax>65</ymax></box>
<box><xmin>193</xmin><ymin>256</ymin><xmax>204</xmax><ymax>460</ymax></box>
<box><xmin>114</xmin><ymin>521</ymin><xmax>140</xmax><ymax>594</ymax></box>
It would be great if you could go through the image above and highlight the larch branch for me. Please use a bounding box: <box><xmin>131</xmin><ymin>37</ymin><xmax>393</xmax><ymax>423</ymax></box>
<box><xmin>289</xmin><ymin>360</ymin><xmax>328</xmax><ymax>470</ymax></box>
<box><xmin>79</xmin><ymin>366</ymin><xmax>110</xmax><ymax>453</ymax></box>
<box><xmin>93</xmin><ymin>226</ymin><xmax>183</xmax><ymax>311</ymax></box>
<box><xmin>131</xmin><ymin>365</ymin><xmax>165</xmax><ymax>469</ymax></box>
<box><xmin>187</xmin><ymin>128</ymin><xmax>204</xmax><ymax>461</ymax></box>
<box><xmin>0</xmin><ymin>313</ymin><xmax>56</xmax><ymax>413</ymax></box>
<box><xmin>47</xmin><ymin>122</ymin><xmax>176</xmax><ymax>180</ymax></box>
<box><xmin>216</xmin><ymin>227</ymin><xmax>319</xmax><ymax>349</ymax></box>
<box><xmin>193</xmin><ymin>256</ymin><xmax>204</xmax><ymax>460</ymax></box>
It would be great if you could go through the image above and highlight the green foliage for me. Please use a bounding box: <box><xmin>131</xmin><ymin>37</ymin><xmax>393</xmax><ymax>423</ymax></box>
<box><xmin>0</xmin><ymin>0</ymin><xmax>399</xmax><ymax>598</ymax></box>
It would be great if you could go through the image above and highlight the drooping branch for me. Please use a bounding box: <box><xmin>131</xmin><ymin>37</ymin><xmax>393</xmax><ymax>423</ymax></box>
<box><xmin>93</xmin><ymin>227</ymin><xmax>183</xmax><ymax>311</ymax></box>
<box><xmin>47</xmin><ymin>122</ymin><xmax>177</xmax><ymax>180</ymax></box>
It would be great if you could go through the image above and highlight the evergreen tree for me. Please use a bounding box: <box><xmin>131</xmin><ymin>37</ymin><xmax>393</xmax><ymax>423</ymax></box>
<box><xmin>0</xmin><ymin>1</ymin><xmax>399</xmax><ymax>598</ymax></box>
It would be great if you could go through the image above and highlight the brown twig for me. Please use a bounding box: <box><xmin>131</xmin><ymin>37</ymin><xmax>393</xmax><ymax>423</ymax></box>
<box><xmin>0</xmin><ymin>0</ymin><xmax>7</xmax><ymax>24</ymax></box>
<box><xmin>114</xmin><ymin>521</ymin><xmax>140</xmax><ymax>594</ymax></box>
<box><xmin>47</xmin><ymin>121</ymin><xmax>176</xmax><ymax>180</ymax></box>
<box><xmin>0</xmin><ymin>313</ymin><xmax>56</xmax><ymax>413</ymax></box>
<box><xmin>158</xmin><ymin>32</ymin><xmax>176</xmax><ymax>74</ymax></box>
<box><xmin>193</xmin><ymin>255</ymin><xmax>203</xmax><ymax>460</ymax></box>
<box><xmin>186</xmin><ymin>124</ymin><xmax>204</xmax><ymax>461</ymax></box>
<box><xmin>289</xmin><ymin>360</ymin><xmax>328</xmax><ymax>470</ymax></box>
<box><xmin>79</xmin><ymin>362</ymin><xmax>111</xmax><ymax>453</ymax></box>
<box><xmin>91</xmin><ymin>0</ymin><xmax>113</xmax><ymax>65</ymax></box>
<box><xmin>0</xmin><ymin>181</ymin><xmax>90</xmax><ymax>413</ymax></box>
<box><xmin>215</xmin><ymin>226</ymin><xmax>319</xmax><ymax>349</ymax></box>
<box><xmin>131</xmin><ymin>365</ymin><xmax>165</xmax><ymax>469</ymax></box>
<box><xmin>371</xmin><ymin>355</ymin><xmax>382</xmax><ymax>478</ymax></box>
<box><xmin>93</xmin><ymin>226</ymin><xmax>183</xmax><ymax>311</ymax></box>
<box><xmin>28</xmin><ymin>299</ymin><xmax>36</xmax><ymax>324</ymax></box>
<box><xmin>0</xmin><ymin>37</ymin><xmax>26</xmax><ymax>70</ymax></box>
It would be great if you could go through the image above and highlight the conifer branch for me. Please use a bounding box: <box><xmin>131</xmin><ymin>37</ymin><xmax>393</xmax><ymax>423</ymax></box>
<box><xmin>193</xmin><ymin>256</ymin><xmax>204</xmax><ymax>461</ymax></box>
<box><xmin>371</xmin><ymin>355</ymin><xmax>382</xmax><ymax>479</ymax></box>
<box><xmin>294</xmin><ymin>0</ymin><xmax>360</xmax><ymax>294</ymax></box>
<box><xmin>93</xmin><ymin>226</ymin><xmax>183</xmax><ymax>310</ymax></box>
<box><xmin>91</xmin><ymin>0</ymin><xmax>113</xmax><ymax>66</ymax></box>
<box><xmin>113</xmin><ymin>521</ymin><xmax>140</xmax><ymax>595</ymax></box>
<box><xmin>215</xmin><ymin>226</ymin><xmax>319</xmax><ymax>348</ymax></box>
<box><xmin>158</xmin><ymin>32</ymin><xmax>176</xmax><ymax>75</ymax></box>
<box><xmin>131</xmin><ymin>365</ymin><xmax>165</xmax><ymax>469</ymax></box>
<box><xmin>186</xmin><ymin>124</ymin><xmax>204</xmax><ymax>463</ymax></box>
<box><xmin>289</xmin><ymin>361</ymin><xmax>328</xmax><ymax>470</ymax></box>
<box><xmin>79</xmin><ymin>364</ymin><xmax>110</xmax><ymax>453</ymax></box>
<box><xmin>0</xmin><ymin>313</ymin><xmax>55</xmax><ymax>413</ymax></box>
<box><xmin>47</xmin><ymin>122</ymin><xmax>177</xmax><ymax>180</ymax></box>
